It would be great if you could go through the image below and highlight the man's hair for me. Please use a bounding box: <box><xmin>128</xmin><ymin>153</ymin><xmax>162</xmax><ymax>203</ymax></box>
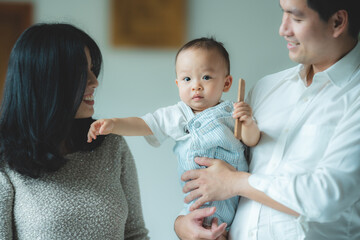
<box><xmin>175</xmin><ymin>37</ymin><xmax>231</xmax><ymax>75</ymax></box>
<box><xmin>307</xmin><ymin>0</ymin><xmax>360</xmax><ymax>39</ymax></box>
<box><xmin>0</xmin><ymin>23</ymin><xmax>104</xmax><ymax>178</ymax></box>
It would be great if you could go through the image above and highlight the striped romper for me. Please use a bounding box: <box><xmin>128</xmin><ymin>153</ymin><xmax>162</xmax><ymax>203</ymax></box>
<box><xmin>142</xmin><ymin>100</ymin><xmax>248</xmax><ymax>228</ymax></box>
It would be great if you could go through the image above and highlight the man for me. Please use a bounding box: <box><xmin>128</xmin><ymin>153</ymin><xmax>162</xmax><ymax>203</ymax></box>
<box><xmin>174</xmin><ymin>0</ymin><xmax>360</xmax><ymax>239</ymax></box>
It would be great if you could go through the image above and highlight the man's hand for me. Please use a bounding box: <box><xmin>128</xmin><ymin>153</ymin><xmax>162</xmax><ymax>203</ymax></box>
<box><xmin>182</xmin><ymin>157</ymin><xmax>245</xmax><ymax>211</ymax></box>
<box><xmin>174</xmin><ymin>207</ymin><xmax>227</xmax><ymax>240</ymax></box>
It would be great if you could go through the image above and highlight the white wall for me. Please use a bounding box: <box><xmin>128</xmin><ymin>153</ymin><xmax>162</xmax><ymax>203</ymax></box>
<box><xmin>2</xmin><ymin>0</ymin><xmax>295</xmax><ymax>238</ymax></box>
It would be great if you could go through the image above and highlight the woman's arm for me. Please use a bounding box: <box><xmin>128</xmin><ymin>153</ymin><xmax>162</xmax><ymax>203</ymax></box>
<box><xmin>0</xmin><ymin>169</ymin><xmax>14</xmax><ymax>240</ymax></box>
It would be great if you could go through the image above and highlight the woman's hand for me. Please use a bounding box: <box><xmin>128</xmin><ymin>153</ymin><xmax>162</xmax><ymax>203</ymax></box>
<box><xmin>181</xmin><ymin>157</ymin><xmax>248</xmax><ymax>211</ymax></box>
<box><xmin>174</xmin><ymin>207</ymin><xmax>227</xmax><ymax>240</ymax></box>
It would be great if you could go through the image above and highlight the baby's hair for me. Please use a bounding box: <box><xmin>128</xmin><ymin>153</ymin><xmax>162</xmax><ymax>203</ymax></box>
<box><xmin>175</xmin><ymin>37</ymin><xmax>230</xmax><ymax>75</ymax></box>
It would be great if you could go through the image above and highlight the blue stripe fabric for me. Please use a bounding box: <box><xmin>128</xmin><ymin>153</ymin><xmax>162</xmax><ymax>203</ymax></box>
<box><xmin>174</xmin><ymin>100</ymin><xmax>248</xmax><ymax>228</ymax></box>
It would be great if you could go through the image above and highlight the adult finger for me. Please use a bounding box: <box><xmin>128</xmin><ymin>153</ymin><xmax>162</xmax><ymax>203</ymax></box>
<box><xmin>211</xmin><ymin>218</ymin><xmax>227</xmax><ymax>239</ymax></box>
<box><xmin>192</xmin><ymin>207</ymin><xmax>216</xmax><ymax>219</ymax></box>
<box><xmin>190</xmin><ymin>196</ymin><xmax>208</xmax><ymax>211</ymax></box>
<box><xmin>181</xmin><ymin>169</ymin><xmax>201</xmax><ymax>182</ymax></box>
<box><xmin>206</xmin><ymin>223</ymin><xmax>227</xmax><ymax>239</ymax></box>
<box><xmin>183</xmin><ymin>177</ymin><xmax>200</xmax><ymax>193</ymax></box>
<box><xmin>194</xmin><ymin>157</ymin><xmax>216</xmax><ymax>167</ymax></box>
<box><xmin>184</xmin><ymin>189</ymin><xmax>202</xmax><ymax>203</ymax></box>
<box><xmin>190</xmin><ymin>208</ymin><xmax>225</xmax><ymax>239</ymax></box>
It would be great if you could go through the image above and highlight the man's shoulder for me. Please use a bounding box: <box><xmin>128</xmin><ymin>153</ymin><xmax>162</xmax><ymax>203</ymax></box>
<box><xmin>250</xmin><ymin>65</ymin><xmax>299</xmax><ymax>93</ymax></box>
<box><xmin>247</xmin><ymin>65</ymin><xmax>299</xmax><ymax>102</ymax></box>
<box><xmin>259</xmin><ymin>65</ymin><xmax>299</xmax><ymax>83</ymax></box>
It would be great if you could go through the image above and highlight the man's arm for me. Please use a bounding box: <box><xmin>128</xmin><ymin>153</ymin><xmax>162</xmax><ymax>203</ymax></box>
<box><xmin>175</xmin><ymin>158</ymin><xmax>298</xmax><ymax>239</ymax></box>
<box><xmin>182</xmin><ymin>157</ymin><xmax>299</xmax><ymax>216</ymax></box>
<box><xmin>183</xmin><ymin>96</ymin><xmax>360</xmax><ymax>221</ymax></box>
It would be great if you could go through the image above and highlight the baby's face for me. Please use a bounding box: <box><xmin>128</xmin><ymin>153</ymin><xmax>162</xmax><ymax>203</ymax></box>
<box><xmin>175</xmin><ymin>48</ymin><xmax>232</xmax><ymax>113</ymax></box>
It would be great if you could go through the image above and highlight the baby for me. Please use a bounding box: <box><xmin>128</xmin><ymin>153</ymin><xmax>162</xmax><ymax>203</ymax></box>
<box><xmin>88</xmin><ymin>37</ymin><xmax>260</xmax><ymax>230</ymax></box>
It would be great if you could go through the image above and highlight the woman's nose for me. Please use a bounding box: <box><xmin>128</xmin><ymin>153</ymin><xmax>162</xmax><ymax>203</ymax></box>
<box><xmin>88</xmin><ymin>71</ymin><xmax>99</xmax><ymax>89</ymax></box>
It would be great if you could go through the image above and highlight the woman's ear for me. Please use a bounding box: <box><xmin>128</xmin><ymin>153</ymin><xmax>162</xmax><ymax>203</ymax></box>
<box><xmin>223</xmin><ymin>75</ymin><xmax>233</xmax><ymax>92</ymax></box>
<box><xmin>330</xmin><ymin>10</ymin><xmax>348</xmax><ymax>38</ymax></box>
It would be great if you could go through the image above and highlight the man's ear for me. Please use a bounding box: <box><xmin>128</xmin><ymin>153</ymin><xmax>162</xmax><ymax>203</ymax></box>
<box><xmin>223</xmin><ymin>75</ymin><xmax>233</xmax><ymax>92</ymax></box>
<box><xmin>330</xmin><ymin>10</ymin><xmax>348</xmax><ymax>38</ymax></box>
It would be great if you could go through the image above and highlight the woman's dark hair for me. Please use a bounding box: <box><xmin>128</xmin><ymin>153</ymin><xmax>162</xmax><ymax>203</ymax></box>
<box><xmin>307</xmin><ymin>0</ymin><xmax>360</xmax><ymax>39</ymax></box>
<box><xmin>175</xmin><ymin>37</ymin><xmax>231</xmax><ymax>76</ymax></box>
<box><xmin>0</xmin><ymin>23</ymin><xmax>104</xmax><ymax>178</ymax></box>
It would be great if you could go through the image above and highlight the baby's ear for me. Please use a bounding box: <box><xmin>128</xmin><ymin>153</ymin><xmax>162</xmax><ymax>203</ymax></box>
<box><xmin>175</xmin><ymin>79</ymin><xmax>179</xmax><ymax>87</ymax></box>
<box><xmin>223</xmin><ymin>75</ymin><xmax>233</xmax><ymax>92</ymax></box>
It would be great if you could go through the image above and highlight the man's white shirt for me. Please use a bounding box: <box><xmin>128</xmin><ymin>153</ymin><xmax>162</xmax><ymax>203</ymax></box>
<box><xmin>230</xmin><ymin>42</ymin><xmax>360</xmax><ymax>240</ymax></box>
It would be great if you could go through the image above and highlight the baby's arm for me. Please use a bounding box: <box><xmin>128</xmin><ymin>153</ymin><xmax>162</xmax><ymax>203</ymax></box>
<box><xmin>232</xmin><ymin>102</ymin><xmax>260</xmax><ymax>147</ymax></box>
<box><xmin>87</xmin><ymin>117</ymin><xmax>152</xmax><ymax>142</ymax></box>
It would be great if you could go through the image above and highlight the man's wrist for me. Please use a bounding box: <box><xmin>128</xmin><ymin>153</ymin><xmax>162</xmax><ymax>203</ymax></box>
<box><xmin>231</xmin><ymin>171</ymin><xmax>251</xmax><ymax>197</ymax></box>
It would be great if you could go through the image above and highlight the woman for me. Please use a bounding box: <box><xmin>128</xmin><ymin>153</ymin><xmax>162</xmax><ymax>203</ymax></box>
<box><xmin>0</xmin><ymin>23</ymin><xmax>149</xmax><ymax>239</ymax></box>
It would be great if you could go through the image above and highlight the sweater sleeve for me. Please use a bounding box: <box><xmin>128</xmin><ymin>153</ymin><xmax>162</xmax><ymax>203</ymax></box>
<box><xmin>118</xmin><ymin>137</ymin><xmax>149</xmax><ymax>240</ymax></box>
<box><xmin>0</xmin><ymin>168</ymin><xmax>14</xmax><ymax>240</ymax></box>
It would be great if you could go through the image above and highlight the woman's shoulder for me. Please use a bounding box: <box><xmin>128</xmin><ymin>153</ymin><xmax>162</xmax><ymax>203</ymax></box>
<box><xmin>97</xmin><ymin>134</ymin><xmax>131</xmax><ymax>156</ymax></box>
<box><xmin>0</xmin><ymin>155</ymin><xmax>7</xmax><ymax>172</ymax></box>
<box><xmin>102</xmin><ymin>134</ymin><xmax>127</xmax><ymax>148</ymax></box>
<box><xmin>0</xmin><ymin>158</ymin><xmax>13</xmax><ymax>191</ymax></box>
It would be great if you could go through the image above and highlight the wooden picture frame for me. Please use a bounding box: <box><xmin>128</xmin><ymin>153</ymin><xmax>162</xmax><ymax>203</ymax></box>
<box><xmin>0</xmin><ymin>2</ymin><xmax>33</xmax><ymax>102</ymax></box>
<box><xmin>111</xmin><ymin>0</ymin><xmax>186</xmax><ymax>48</ymax></box>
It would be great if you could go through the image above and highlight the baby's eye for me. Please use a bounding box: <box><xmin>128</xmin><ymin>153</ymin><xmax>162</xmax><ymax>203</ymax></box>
<box><xmin>203</xmin><ymin>75</ymin><xmax>211</xmax><ymax>80</ymax></box>
<box><xmin>184</xmin><ymin>77</ymin><xmax>191</xmax><ymax>82</ymax></box>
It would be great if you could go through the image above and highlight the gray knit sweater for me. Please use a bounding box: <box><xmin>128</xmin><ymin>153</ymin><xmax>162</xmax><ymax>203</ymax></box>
<box><xmin>0</xmin><ymin>135</ymin><xmax>149</xmax><ymax>240</ymax></box>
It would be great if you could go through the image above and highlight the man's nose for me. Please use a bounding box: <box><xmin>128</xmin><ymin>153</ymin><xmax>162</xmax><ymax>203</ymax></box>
<box><xmin>279</xmin><ymin>13</ymin><xmax>292</xmax><ymax>37</ymax></box>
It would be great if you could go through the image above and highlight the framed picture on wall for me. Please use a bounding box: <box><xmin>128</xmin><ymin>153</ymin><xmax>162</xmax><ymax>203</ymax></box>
<box><xmin>111</xmin><ymin>0</ymin><xmax>186</xmax><ymax>48</ymax></box>
<box><xmin>0</xmin><ymin>2</ymin><xmax>33</xmax><ymax>103</ymax></box>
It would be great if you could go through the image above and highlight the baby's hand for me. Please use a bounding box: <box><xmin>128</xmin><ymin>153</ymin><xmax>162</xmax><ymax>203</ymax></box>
<box><xmin>232</xmin><ymin>102</ymin><xmax>254</xmax><ymax>126</ymax></box>
<box><xmin>87</xmin><ymin>119</ymin><xmax>115</xmax><ymax>143</ymax></box>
